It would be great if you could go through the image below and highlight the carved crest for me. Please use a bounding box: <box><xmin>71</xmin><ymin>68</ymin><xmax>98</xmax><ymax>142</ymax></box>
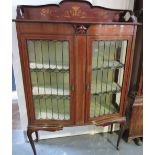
<box><xmin>73</xmin><ymin>25</ymin><xmax>89</xmax><ymax>34</ymax></box>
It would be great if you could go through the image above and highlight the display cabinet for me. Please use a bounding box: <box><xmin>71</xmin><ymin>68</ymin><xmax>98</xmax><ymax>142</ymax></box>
<box><xmin>13</xmin><ymin>1</ymin><xmax>139</xmax><ymax>154</ymax></box>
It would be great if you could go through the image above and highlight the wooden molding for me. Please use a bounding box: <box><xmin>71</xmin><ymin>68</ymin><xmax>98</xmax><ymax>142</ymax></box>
<box><xmin>16</xmin><ymin>0</ymin><xmax>126</xmax><ymax>23</ymax></box>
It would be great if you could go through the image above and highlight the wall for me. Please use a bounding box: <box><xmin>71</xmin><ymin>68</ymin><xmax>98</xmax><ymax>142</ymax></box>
<box><xmin>12</xmin><ymin>0</ymin><xmax>134</xmax><ymax>140</ymax></box>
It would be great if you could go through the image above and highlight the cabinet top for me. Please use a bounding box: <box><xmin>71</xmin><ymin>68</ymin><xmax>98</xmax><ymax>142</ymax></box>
<box><xmin>13</xmin><ymin>0</ymin><xmax>140</xmax><ymax>25</ymax></box>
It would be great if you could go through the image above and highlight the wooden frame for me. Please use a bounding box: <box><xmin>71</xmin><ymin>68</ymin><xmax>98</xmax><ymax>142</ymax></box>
<box><xmin>85</xmin><ymin>35</ymin><xmax>133</xmax><ymax>123</ymax></box>
<box><xmin>13</xmin><ymin>1</ymin><xmax>140</xmax><ymax>155</ymax></box>
<box><xmin>20</xmin><ymin>34</ymin><xmax>75</xmax><ymax>126</ymax></box>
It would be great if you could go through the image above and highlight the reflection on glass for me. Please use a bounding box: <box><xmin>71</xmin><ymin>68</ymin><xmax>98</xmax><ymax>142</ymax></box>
<box><xmin>27</xmin><ymin>40</ymin><xmax>70</xmax><ymax>120</ymax></box>
<box><xmin>90</xmin><ymin>40</ymin><xmax>127</xmax><ymax>118</ymax></box>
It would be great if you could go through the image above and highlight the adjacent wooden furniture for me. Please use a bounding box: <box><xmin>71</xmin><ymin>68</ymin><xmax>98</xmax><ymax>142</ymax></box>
<box><xmin>127</xmin><ymin>0</ymin><xmax>143</xmax><ymax>143</ymax></box>
<box><xmin>127</xmin><ymin>29</ymin><xmax>143</xmax><ymax>143</ymax></box>
<box><xmin>13</xmin><ymin>1</ymin><xmax>139</xmax><ymax>154</ymax></box>
<box><xmin>128</xmin><ymin>96</ymin><xmax>143</xmax><ymax>143</ymax></box>
<box><xmin>127</xmin><ymin>64</ymin><xmax>143</xmax><ymax>143</ymax></box>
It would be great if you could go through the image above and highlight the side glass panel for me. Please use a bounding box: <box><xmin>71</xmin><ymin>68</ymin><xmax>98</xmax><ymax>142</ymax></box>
<box><xmin>27</xmin><ymin>40</ymin><xmax>70</xmax><ymax>120</ymax></box>
<box><xmin>90</xmin><ymin>40</ymin><xmax>127</xmax><ymax>118</ymax></box>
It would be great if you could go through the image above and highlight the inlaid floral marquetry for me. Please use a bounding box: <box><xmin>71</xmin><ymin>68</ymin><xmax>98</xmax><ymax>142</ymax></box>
<box><xmin>40</xmin><ymin>6</ymin><xmax>86</xmax><ymax>18</ymax></box>
<box><xmin>40</xmin><ymin>8</ymin><xmax>57</xmax><ymax>17</ymax></box>
<box><xmin>64</xmin><ymin>6</ymin><xmax>86</xmax><ymax>18</ymax></box>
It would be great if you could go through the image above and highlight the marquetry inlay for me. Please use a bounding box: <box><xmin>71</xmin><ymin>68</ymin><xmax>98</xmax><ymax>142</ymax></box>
<box><xmin>40</xmin><ymin>6</ymin><xmax>86</xmax><ymax>18</ymax></box>
<box><xmin>40</xmin><ymin>8</ymin><xmax>57</xmax><ymax>17</ymax></box>
<box><xmin>64</xmin><ymin>6</ymin><xmax>86</xmax><ymax>18</ymax></box>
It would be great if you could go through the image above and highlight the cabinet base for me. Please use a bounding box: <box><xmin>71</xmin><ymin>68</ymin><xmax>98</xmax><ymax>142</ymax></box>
<box><xmin>27</xmin><ymin>125</ymin><xmax>63</xmax><ymax>155</ymax></box>
<box><xmin>27</xmin><ymin>118</ymin><xmax>126</xmax><ymax>155</ymax></box>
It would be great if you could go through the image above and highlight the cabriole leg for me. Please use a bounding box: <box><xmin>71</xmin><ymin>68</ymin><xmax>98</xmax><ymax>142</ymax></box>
<box><xmin>116</xmin><ymin>123</ymin><xmax>125</xmax><ymax>150</ymax></box>
<box><xmin>110</xmin><ymin>124</ymin><xmax>113</xmax><ymax>134</ymax></box>
<box><xmin>27</xmin><ymin>129</ymin><xmax>37</xmax><ymax>155</ymax></box>
<box><xmin>35</xmin><ymin>131</ymin><xmax>39</xmax><ymax>142</ymax></box>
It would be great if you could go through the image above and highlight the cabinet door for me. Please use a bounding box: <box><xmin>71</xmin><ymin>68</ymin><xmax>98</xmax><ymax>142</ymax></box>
<box><xmin>20</xmin><ymin>34</ymin><xmax>75</xmax><ymax>125</ymax></box>
<box><xmin>85</xmin><ymin>36</ymin><xmax>132</xmax><ymax>123</ymax></box>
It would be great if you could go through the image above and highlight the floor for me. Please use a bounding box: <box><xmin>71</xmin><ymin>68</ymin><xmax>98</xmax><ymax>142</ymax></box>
<box><xmin>12</xmin><ymin>102</ymin><xmax>21</xmax><ymax>129</ymax></box>
<box><xmin>12</xmin><ymin>102</ymin><xmax>143</xmax><ymax>155</ymax></box>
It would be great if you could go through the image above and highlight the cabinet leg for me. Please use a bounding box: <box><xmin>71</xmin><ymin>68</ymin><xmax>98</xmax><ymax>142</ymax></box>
<box><xmin>27</xmin><ymin>129</ymin><xmax>37</xmax><ymax>155</ymax></box>
<box><xmin>35</xmin><ymin>131</ymin><xmax>39</xmax><ymax>142</ymax></box>
<box><xmin>116</xmin><ymin>124</ymin><xmax>125</xmax><ymax>150</ymax></box>
<box><xmin>110</xmin><ymin>124</ymin><xmax>113</xmax><ymax>134</ymax></box>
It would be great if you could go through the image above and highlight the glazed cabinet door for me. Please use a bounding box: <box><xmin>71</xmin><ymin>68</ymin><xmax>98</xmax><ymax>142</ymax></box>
<box><xmin>20</xmin><ymin>34</ymin><xmax>75</xmax><ymax>125</ymax></box>
<box><xmin>85</xmin><ymin>36</ymin><xmax>132</xmax><ymax>123</ymax></box>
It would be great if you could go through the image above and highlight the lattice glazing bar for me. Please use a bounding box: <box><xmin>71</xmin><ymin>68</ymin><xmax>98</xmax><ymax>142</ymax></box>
<box><xmin>90</xmin><ymin>92</ymin><xmax>121</xmax><ymax>118</ymax></box>
<box><xmin>27</xmin><ymin>40</ymin><xmax>70</xmax><ymax>120</ymax></box>
<box><xmin>27</xmin><ymin>40</ymin><xmax>69</xmax><ymax>69</ymax></box>
<box><xmin>90</xmin><ymin>40</ymin><xmax>127</xmax><ymax>118</ymax></box>
<box><xmin>33</xmin><ymin>96</ymin><xmax>70</xmax><ymax>120</ymax></box>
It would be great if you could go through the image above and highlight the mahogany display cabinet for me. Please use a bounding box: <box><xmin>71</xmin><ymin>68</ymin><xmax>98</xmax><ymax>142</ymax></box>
<box><xmin>13</xmin><ymin>1</ymin><xmax>140</xmax><ymax>154</ymax></box>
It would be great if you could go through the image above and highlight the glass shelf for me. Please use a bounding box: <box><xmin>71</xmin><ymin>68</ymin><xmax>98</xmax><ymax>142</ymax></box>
<box><xmin>33</xmin><ymin>95</ymin><xmax>70</xmax><ymax>100</ymax></box>
<box><xmin>91</xmin><ymin>82</ymin><xmax>121</xmax><ymax>94</ymax></box>
<box><xmin>30</xmin><ymin>63</ymin><xmax>69</xmax><ymax>70</ymax></box>
<box><xmin>30</xmin><ymin>68</ymin><xmax>69</xmax><ymax>73</ymax></box>
<box><xmin>92</xmin><ymin>60</ymin><xmax>124</xmax><ymax>70</ymax></box>
<box><xmin>32</xmin><ymin>87</ymin><xmax>69</xmax><ymax>96</ymax></box>
<box><xmin>92</xmin><ymin>89</ymin><xmax>121</xmax><ymax>96</ymax></box>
